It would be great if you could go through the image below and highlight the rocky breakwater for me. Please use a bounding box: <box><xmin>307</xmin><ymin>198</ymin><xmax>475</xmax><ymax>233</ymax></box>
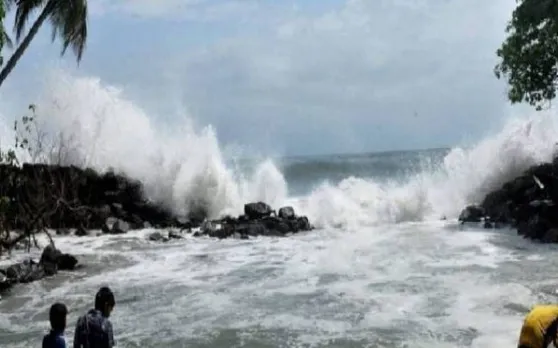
<box><xmin>0</xmin><ymin>163</ymin><xmax>193</xmax><ymax>236</ymax></box>
<box><xmin>148</xmin><ymin>202</ymin><xmax>314</xmax><ymax>242</ymax></box>
<box><xmin>1</xmin><ymin>244</ymin><xmax>78</xmax><ymax>297</ymax></box>
<box><xmin>458</xmin><ymin>155</ymin><xmax>558</xmax><ymax>242</ymax></box>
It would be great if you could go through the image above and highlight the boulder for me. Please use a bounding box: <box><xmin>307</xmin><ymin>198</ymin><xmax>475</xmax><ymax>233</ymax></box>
<box><xmin>102</xmin><ymin>217</ymin><xmax>130</xmax><ymax>234</ymax></box>
<box><xmin>148</xmin><ymin>231</ymin><xmax>168</xmax><ymax>242</ymax></box>
<box><xmin>168</xmin><ymin>230</ymin><xmax>183</xmax><ymax>240</ymax></box>
<box><xmin>458</xmin><ymin>155</ymin><xmax>558</xmax><ymax>243</ymax></box>
<box><xmin>244</xmin><ymin>202</ymin><xmax>273</xmax><ymax>220</ymax></box>
<box><xmin>57</xmin><ymin>254</ymin><xmax>78</xmax><ymax>270</ymax></box>
<box><xmin>278</xmin><ymin>206</ymin><xmax>295</xmax><ymax>220</ymax></box>
<box><xmin>458</xmin><ymin>205</ymin><xmax>485</xmax><ymax>223</ymax></box>
<box><xmin>187</xmin><ymin>203</ymin><xmax>314</xmax><ymax>240</ymax></box>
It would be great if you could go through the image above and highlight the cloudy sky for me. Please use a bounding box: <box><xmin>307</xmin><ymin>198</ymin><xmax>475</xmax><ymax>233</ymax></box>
<box><xmin>0</xmin><ymin>0</ymin><xmax>522</xmax><ymax>156</ymax></box>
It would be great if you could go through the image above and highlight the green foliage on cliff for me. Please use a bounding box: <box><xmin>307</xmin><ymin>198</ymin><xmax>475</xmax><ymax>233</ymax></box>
<box><xmin>494</xmin><ymin>0</ymin><xmax>558</xmax><ymax>110</ymax></box>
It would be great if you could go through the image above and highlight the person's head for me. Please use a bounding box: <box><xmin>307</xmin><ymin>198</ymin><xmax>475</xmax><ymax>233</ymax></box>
<box><xmin>49</xmin><ymin>302</ymin><xmax>68</xmax><ymax>333</ymax></box>
<box><xmin>95</xmin><ymin>286</ymin><xmax>115</xmax><ymax>318</ymax></box>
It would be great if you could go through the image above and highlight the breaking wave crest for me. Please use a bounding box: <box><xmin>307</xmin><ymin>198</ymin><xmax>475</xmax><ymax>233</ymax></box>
<box><xmin>1</xmin><ymin>70</ymin><xmax>557</xmax><ymax>230</ymax></box>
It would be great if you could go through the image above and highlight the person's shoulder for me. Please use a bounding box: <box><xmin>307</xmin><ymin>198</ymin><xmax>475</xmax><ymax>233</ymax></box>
<box><xmin>75</xmin><ymin>313</ymin><xmax>87</xmax><ymax>326</ymax></box>
<box><xmin>54</xmin><ymin>334</ymin><xmax>67</xmax><ymax>348</ymax></box>
<box><xmin>41</xmin><ymin>332</ymin><xmax>66</xmax><ymax>348</ymax></box>
<box><xmin>102</xmin><ymin>316</ymin><xmax>114</xmax><ymax>331</ymax></box>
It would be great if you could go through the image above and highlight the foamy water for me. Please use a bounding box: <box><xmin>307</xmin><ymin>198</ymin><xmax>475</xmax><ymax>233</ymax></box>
<box><xmin>1</xmin><ymin>222</ymin><xmax>555</xmax><ymax>347</ymax></box>
<box><xmin>1</xmin><ymin>71</ymin><xmax>558</xmax><ymax>347</ymax></box>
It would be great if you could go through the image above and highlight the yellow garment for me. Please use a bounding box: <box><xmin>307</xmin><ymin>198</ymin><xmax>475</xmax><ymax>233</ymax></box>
<box><xmin>518</xmin><ymin>305</ymin><xmax>558</xmax><ymax>348</ymax></box>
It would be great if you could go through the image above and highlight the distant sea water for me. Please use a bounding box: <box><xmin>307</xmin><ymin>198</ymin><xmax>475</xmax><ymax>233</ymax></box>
<box><xmin>2</xmin><ymin>72</ymin><xmax>558</xmax><ymax>347</ymax></box>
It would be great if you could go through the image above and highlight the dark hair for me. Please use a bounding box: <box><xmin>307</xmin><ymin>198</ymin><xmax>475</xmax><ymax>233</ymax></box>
<box><xmin>95</xmin><ymin>286</ymin><xmax>115</xmax><ymax>311</ymax></box>
<box><xmin>49</xmin><ymin>303</ymin><xmax>68</xmax><ymax>331</ymax></box>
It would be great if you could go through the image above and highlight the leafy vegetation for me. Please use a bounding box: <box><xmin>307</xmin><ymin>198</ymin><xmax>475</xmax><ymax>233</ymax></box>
<box><xmin>494</xmin><ymin>0</ymin><xmax>558</xmax><ymax>110</ymax></box>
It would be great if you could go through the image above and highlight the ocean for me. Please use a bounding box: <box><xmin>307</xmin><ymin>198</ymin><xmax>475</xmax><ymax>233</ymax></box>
<box><xmin>2</xmin><ymin>73</ymin><xmax>558</xmax><ymax>347</ymax></box>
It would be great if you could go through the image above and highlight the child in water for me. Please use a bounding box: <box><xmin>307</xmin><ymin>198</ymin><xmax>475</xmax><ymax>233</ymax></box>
<box><xmin>42</xmin><ymin>303</ymin><xmax>68</xmax><ymax>348</ymax></box>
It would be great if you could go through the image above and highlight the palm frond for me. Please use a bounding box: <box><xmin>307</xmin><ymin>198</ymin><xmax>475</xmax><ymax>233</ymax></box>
<box><xmin>4</xmin><ymin>30</ymin><xmax>13</xmax><ymax>49</ymax></box>
<box><xmin>13</xmin><ymin>0</ymin><xmax>47</xmax><ymax>42</ymax></box>
<box><xmin>49</xmin><ymin>0</ymin><xmax>87</xmax><ymax>62</ymax></box>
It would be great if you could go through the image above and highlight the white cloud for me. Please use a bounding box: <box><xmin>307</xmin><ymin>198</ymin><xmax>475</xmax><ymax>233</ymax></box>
<box><xmin>8</xmin><ymin>0</ymin><xmax>521</xmax><ymax>155</ymax></box>
<box><xmin>90</xmin><ymin>0</ymin><xmax>261</xmax><ymax>21</ymax></box>
<box><xmin>161</xmin><ymin>0</ymin><xmax>518</xmax><ymax>154</ymax></box>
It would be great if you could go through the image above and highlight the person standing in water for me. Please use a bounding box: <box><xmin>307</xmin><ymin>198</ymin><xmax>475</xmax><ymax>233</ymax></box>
<box><xmin>517</xmin><ymin>305</ymin><xmax>558</xmax><ymax>348</ymax></box>
<box><xmin>73</xmin><ymin>287</ymin><xmax>116</xmax><ymax>348</ymax></box>
<box><xmin>42</xmin><ymin>303</ymin><xmax>68</xmax><ymax>348</ymax></box>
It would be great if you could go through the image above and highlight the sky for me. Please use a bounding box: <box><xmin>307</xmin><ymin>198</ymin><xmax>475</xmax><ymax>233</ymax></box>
<box><xmin>0</xmin><ymin>0</ymin><xmax>525</xmax><ymax>156</ymax></box>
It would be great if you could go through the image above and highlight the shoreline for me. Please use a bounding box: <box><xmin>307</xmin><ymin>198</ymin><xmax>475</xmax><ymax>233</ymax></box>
<box><xmin>5</xmin><ymin>152</ymin><xmax>558</xmax><ymax>299</ymax></box>
<box><xmin>0</xmin><ymin>163</ymin><xmax>315</xmax><ymax>299</ymax></box>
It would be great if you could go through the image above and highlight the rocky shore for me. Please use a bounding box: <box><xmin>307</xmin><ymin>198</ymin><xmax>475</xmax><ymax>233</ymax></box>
<box><xmin>0</xmin><ymin>163</ymin><xmax>313</xmax><ymax>237</ymax></box>
<box><xmin>458</xmin><ymin>155</ymin><xmax>558</xmax><ymax>243</ymax></box>
<box><xmin>0</xmin><ymin>244</ymin><xmax>78</xmax><ymax>297</ymax></box>
<box><xmin>148</xmin><ymin>202</ymin><xmax>313</xmax><ymax>242</ymax></box>
<box><xmin>0</xmin><ymin>163</ymin><xmax>314</xmax><ymax>298</ymax></box>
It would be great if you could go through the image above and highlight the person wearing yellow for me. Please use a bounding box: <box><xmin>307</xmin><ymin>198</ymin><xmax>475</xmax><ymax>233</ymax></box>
<box><xmin>518</xmin><ymin>305</ymin><xmax>558</xmax><ymax>348</ymax></box>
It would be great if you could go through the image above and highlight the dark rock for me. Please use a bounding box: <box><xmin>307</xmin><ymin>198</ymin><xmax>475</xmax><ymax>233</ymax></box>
<box><xmin>177</xmin><ymin>202</ymin><xmax>314</xmax><ymax>240</ymax></box>
<box><xmin>525</xmin><ymin>215</ymin><xmax>551</xmax><ymax>240</ymax></box>
<box><xmin>0</xmin><ymin>163</ymin><xmax>186</xmax><ymax>233</ymax></box>
<box><xmin>296</xmin><ymin>216</ymin><xmax>312</xmax><ymax>231</ymax></box>
<box><xmin>186</xmin><ymin>205</ymin><xmax>208</xmax><ymax>227</ymax></box>
<box><xmin>110</xmin><ymin>203</ymin><xmax>126</xmax><ymax>217</ymax></box>
<box><xmin>458</xmin><ymin>205</ymin><xmax>485</xmax><ymax>223</ymax></box>
<box><xmin>38</xmin><ymin>245</ymin><xmax>79</xmax><ymax>274</ymax></box>
<box><xmin>455</xmin><ymin>154</ymin><xmax>558</xmax><ymax>243</ymax></box>
<box><xmin>102</xmin><ymin>217</ymin><xmax>116</xmax><ymax>233</ymax></box>
<box><xmin>244</xmin><ymin>202</ymin><xmax>273</xmax><ymax>220</ymax></box>
<box><xmin>542</xmin><ymin>228</ymin><xmax>558</xmax><ymax>243</ymax></box>
<box><xmin>148</xmin><ymin>231</ymin><xmax>168</xmax><ymax>242</ymax></box>
<box><xmin>517</xmin><ymin>220</ymin><xmax>530</xmax><ymax>236</ymax></box>
<box><xmin>112</xmin><ymin>220</ymin><xmax>130</xmax><ymax>234</ymax></box>
<box><xmin>128</xmin><ymin>214</ymin><xmax>144</xmax><ymax>229</ymax></box>
<box><xmin>56</xmin><ymin>228</ymin><xmax>71</xmax><ymax>236</ymax></box>
<box><xmin>75</xmin><ymin>226</ymin><xmax>88</xmax><ymax>237</ymax></box>
<box><xmin>102</xmin><ymin>217</ymin><xmax>129</xmax><ymax>234</ymax></box>
<box><xmin>0</xmin><ymin>164</ymin><xmax>317</xmax><ymax>243</ymax></box>
<box><xmin>168</xmin><ymin>230</ymin><xmax>183</xmax><ymax>239</ymax></box>
<box><xmin>278</xmin><ymin>206</ymin><xmax>295</xmax><ymax>220</ymax></box>
<box><xmin>0</xmin><ymin>270</ymin><xmax>11</xmax><ymax>293</ymax></box>
<box><xmin>244</xmin><ymin>222</ymin><xmax>267</xmax><ymax>236</ymax></box>
<box><xmin>6</xmin><ymin>260</ymin><xmax>45</xmax><ymax>283</ymax></box>
<box><xmin>96</xmin><ymin>205</ymin><xmax>112</xmax><ymax>220</ymax></box>
<box><xmin>40</xmin><ymin>245</ymin><xmax>62</xmax><ymax>266</ymax></box>
<box><xmin>57</xmin><ymin>254</ymin><xmax>78</xmax><ymax>270</ymax></box>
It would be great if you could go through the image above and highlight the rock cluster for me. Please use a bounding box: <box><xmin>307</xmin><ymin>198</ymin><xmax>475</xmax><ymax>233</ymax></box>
<box><xmin>198</xmin><ymin>202</ymin><xmax>313</xmax><ymax>239</ymax></box>
<box><xmin>0</xmin><ymin>163</ymin><xmax>197</xmax><ymax>234</ymax></box>
<box><xmin>458</xmin><ymin>156</ymin><xmax>558</xmax><ymax>242</ymax></box>
<box><xmin>0</xmin><ymin>245</ymin><xmax>78</xmax><ymax>296</ymax></box>
<box><xmin>148</xmin><ymin>202</ymin><xmax>314</xmax><ymax>241</ymax></box>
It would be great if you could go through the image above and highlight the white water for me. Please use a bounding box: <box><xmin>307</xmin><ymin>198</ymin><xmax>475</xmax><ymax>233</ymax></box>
<box><xmin>2</xmin><ymin>70</ymin><xmax>558</xmax><ymax>347</ymax></box>
<box><xmin>4</xmin><ymin>70</ymin><xmax>558</xmax><ymax>229</ymax></box>
<box><xmin>1</xmin><ymin>221</ymin><xmax>551</xmax><ymax>347</ymax></box>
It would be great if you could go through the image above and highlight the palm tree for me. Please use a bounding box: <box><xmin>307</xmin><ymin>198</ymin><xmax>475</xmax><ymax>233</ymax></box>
<box><xmin>0</xmin><ymin>1</ymin><xmax>14</xmax><ymax>61</ymax></box>
<box><xmin>0</xmin><ymin>0</ymin><xmax>88</xmax><ymax>87</ymax></box>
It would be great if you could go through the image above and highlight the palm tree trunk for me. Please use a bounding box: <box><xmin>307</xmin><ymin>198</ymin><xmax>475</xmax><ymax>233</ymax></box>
<box><xmin>0</xmin><ymin>1</ymin><xmax>54</xmax><ymax>88</ymax></box>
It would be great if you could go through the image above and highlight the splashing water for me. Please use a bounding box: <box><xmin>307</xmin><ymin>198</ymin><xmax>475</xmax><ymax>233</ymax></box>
<box><xmin>2</xmin><ymin>70</ymin><xmax>558</xmax><ymax>348</ymax></box>
<box><xmin>2</xmin><ymin>70</ymin><xmax>557</xmax><ymax>228</ymax></box>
